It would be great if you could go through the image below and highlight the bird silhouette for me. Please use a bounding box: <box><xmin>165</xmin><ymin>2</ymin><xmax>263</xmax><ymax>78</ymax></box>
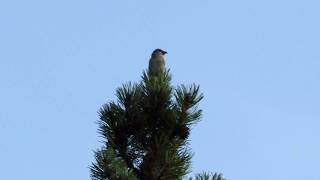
<box><xmin>148</xmin><ymin>48</ymin><xmax>167</xmax><ymax>75</ymax></box>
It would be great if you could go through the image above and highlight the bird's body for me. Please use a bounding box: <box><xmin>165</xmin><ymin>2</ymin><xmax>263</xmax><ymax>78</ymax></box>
<box><xmin>148</xmin><ymin>49</ymin><xmax>167</xmax><ymax>75</ymax></box>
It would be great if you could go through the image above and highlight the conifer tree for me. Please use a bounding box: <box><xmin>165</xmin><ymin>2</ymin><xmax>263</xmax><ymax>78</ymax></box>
<box><xmin>90</xmin><ymin>62</ymin><xmax>224</xmax><ymax>179</ymax></box>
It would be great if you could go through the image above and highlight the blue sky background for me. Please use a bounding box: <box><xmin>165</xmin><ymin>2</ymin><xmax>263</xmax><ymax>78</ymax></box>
<box><xmin>1</xmin><ymin>0</ymin><xmax>320</xmax><ymax>179</ymax></box>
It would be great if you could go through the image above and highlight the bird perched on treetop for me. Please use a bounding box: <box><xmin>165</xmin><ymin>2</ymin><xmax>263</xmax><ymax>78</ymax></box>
<box><xmin>148</xmin><ymin>48</ymin><xmax>167</xmax><ymax>75</ymax></box>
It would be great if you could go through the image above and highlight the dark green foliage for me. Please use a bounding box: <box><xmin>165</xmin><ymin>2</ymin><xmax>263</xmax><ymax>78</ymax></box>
<box><xmin>91</xmin><ymin>147</ymin><xmax>138</xmax><ymax>180</ymax></box>
<box><xmin>90</xmin><ymin>69</ymin><xmax>222</xmax><ymax>180</ymax></box>
<box><xmin>189</xmin><ymin>172</ymin><xmax>225</xmax><ymax>180</ymax></box>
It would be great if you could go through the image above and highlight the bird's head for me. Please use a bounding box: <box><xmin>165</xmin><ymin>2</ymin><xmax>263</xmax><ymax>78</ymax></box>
<box><xmin>152</xmin><ymin>48</ymin><xmax>167</xmax><ymax>57</ymax></box>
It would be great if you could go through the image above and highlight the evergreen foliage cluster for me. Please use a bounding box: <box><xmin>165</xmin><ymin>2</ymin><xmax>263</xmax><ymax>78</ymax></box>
<box><xmin>90</xmin><ymin>70</ymin><xmax>224</xmax><ymax>180</ymax></box>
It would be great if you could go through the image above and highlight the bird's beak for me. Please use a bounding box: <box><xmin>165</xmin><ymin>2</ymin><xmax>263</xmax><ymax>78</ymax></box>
<box><xmin>163</xmin><ymin>51</ymin><xmax>167</xmax><ymax>54</ymax></box>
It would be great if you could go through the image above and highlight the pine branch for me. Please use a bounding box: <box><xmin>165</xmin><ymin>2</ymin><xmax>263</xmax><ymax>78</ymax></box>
<box><xmin>91</xmin><ymin>68</ymin><xmax>215</xmax><ymax>180</ymax></box>
<box><xmin>90</xmin><ymin>147</ymin><xmax>138</xmax><ymax>180</ymax></box>
<box><xmin>190</xmin><ymin>172</ymin><xmax>225</xmax><ymax>180</ymax></box>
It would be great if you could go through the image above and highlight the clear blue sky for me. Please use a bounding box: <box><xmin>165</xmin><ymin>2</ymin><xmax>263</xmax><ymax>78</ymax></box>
<box><xmin>1</xmin><ymin>0</ymin><xmax>319</xmax><ymax>179</ymax></box>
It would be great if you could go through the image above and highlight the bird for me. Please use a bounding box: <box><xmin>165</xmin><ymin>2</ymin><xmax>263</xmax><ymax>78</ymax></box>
<box><xmin>148</xmin><ymin>48</ymin><xmax>167</xmax><ymax>75</ymax></box>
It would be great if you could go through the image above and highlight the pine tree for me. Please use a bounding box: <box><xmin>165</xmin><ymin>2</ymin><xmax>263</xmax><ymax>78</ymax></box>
<box><xmin>90</xmin><ymin>68</ymin><xmax>224</xmax><ymax>180</ymax></box>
